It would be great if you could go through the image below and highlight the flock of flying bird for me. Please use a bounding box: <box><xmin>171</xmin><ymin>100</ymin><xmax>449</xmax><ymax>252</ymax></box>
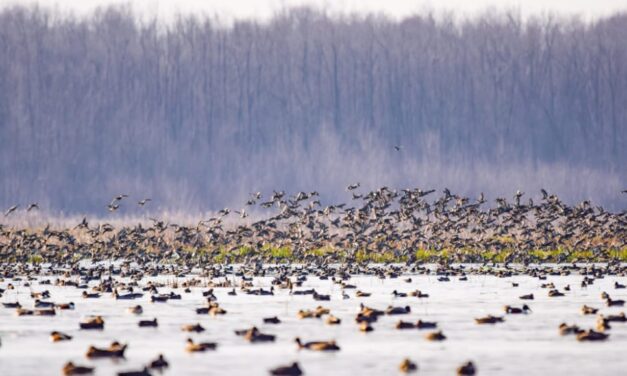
<box><xmin>1</xmin><ymin>186</ymin><xmax>625</xmax><ymax>264</ymax></box>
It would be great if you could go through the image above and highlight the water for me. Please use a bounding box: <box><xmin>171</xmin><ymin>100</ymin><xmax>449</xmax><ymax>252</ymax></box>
<box><xmin>0</xmin><ymin>269</ymin><xmax>625</xmax><ymax>375</ymax></box>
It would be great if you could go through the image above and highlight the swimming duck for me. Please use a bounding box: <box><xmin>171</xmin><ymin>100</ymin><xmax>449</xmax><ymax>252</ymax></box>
<box><xmin>264</xmin><ymin>316</ymin><xmax>281</xmax><ymax>324</ymax></box>
<box><xmin>396</xmin><ymin>320</ymin><xmax>416</xmax><ymax>329</ymax></box>
<box><xmin>409</xmin><ymin>290</ymin><xmax>429</xmax><ymax>298</ymax></box>
<box><xmin>148</xmin><ymin>354</ymin><xmax>169</xmax><ymax>369</ymax></box>
<box><xmin>359</xmin><ymin>322</ymin><xmax>373</xmax><ymax>332</ymax></box>
<box><xmin>606</xmin><ymin>297</ymin><xmax>625</xmax><ymax>307</ymax></box>
<box><xmin>602</xmin><ymin>312</ymin><xmax>626</xmax><ymax>322</ymax></box>
<box><xmin>2</xmin><ymin>302</ymin><xmax>21</xmax><ymax>308</ymax></box>
<box><xmin>128</xmin><ymin>305</ymin><xmax>143</xmax><ymax>314</ymax></box>
<box><xmin>548</xmin><ymin>289</ymin><xmax>565</xmax><ymax>297</ymax></box>
<box><xmin>82</xmin><ymin>292</ymin><xmax>100</xmax><ymax>299</ymax></box>
<box><xmin>581</xmin><ymin>305</ymin><xmax>598</xmax><ymax>315</ymax></box>
<box><xmin>457</xmin><ymin>361</ymin><xmax>476</xmax><ymax>375</ymax></box>
<box><xmin>326</xmin><ymin>315</ymin><xmax>341</xmax><ymax>325</ymax></box>
<box><xmin>425</xmin><ymin>331</ymin><xmax>446</xmax><ymax>341</ymax></box>
<box><xmin>86</xmin><ymin>342</ymin><xmax>127</xmax><ymax>358</ymax></box>
<box><xmin>35</xmin><ymin>308</ymin><xmax>56</xmax><ymax>316</ymax></box>
<box><xmin>386</xmin><ymin>305</ymin><xmax>411</xmax><ymax>315</ymax></box>
<box><xmin>355</xmin><ymin>290</ymin><xmax>371</xmax><ymax>297</ymax></box>
<box><xmin>244</xmin><ymin>327</ymin><xmax>276</xmax><ymax>343</ymax></box>
<box><xmin>559</xmin><ymin>323</ymin><xmax>582</xmax><ymax>335</ymax></box>
<box><xmin>294</xmin><ymin>337</ymin><xmax>340</xmax><ymax>351</ymax></box>
<box><xmin>596</xmin><ymin>318</ymin><xmax>611</xmax><ymax>332</ymax></box>
<box><xmin>181</xmin><ymin>323</ymin><xmax>205</xmax><ymax>332</ymax></box>
<box><xmin>51</xmin><ymin>331</ymin><xmax>73</xmax><ymax>342</ymax></box>
<box><xmin>519</xmin><ymin>294</ymin><xmax>534</xmax><ymax>300</ymax></box>
<box><xmin>114</xmin><ymin>289</ymin><xmax>144</xmax><ymax>300</ymax></box>
<box><xmin>475</xmin><ymin>315</ymin><xmax>504</xmax><ymax>324</ymax></box>
<box><xmin>504</xmin><ymin>304</ymin><xmax>531</xmax><ymax>314</ymax></box>
<box><xmin>416</xmin><ymin>320</ymin><xmax>438</xmax><ymax>329</ymax></box>
<box><xmin>56</xmin><ymin>302</ymin><xmax>75</xmax><ymax>310</ymax></box>
<box><xmin>62</xmin><ymin>362</ymin><xmax>94</xmax><ymax>375</ymax></box>
<box><xmin>576</xmin><ymin>329</ymin><xmax>609</xmax><ymax>341</ymax></box>
<box><xmin>392</xmin><ymin>290</ymin><xmax>407</xmax><ymax>297</ymax></box>
<box><xmin>185</xmin><ymin>338</ymin><xmax>217</xmax><ymax>352</ymax></box>
<box><xmin>80</xmin><ymin>316</ymin><xmax>104</xmax><ymax>330</ymax></box>
<box><xmin>270</xmin><ymin>362</ymin><xmax>303</xmax><ymax>376</ymax></box>
<box><xmin>399</xmin><ymin>358</ymin><xmax>418</xmax><ymax>373</ymax></box>
<box><xmin>615</xmin><ymin>282</ymin><xmax>625</xmax><ymax>289</ymax></box>
<box><xmin>34</xmin><ymin>299</ymin><xmax>55</xmax><ymax>308</ymax></box>
<box><xmin>117</xmin><ymin>367</ymin><xmax>151</xmax><ymax>376</ymax></box>
<box><xmin>138</xmin><ymin>318</ymin><xmax>158</xmax><ymax>327</ymax></box>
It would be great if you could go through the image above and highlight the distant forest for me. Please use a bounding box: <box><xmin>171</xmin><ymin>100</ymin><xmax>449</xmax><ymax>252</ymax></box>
<box><xmin>0</xmin><ymin>6</ymin><xmax>625</xmax><ymax>215</ymax></box>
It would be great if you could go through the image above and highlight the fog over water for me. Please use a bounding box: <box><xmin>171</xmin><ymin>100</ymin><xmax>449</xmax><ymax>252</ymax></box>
<box><xmin>0</xmin><ymin>3</ymin><xmax>625</xmax><ymax>216</ymax></box>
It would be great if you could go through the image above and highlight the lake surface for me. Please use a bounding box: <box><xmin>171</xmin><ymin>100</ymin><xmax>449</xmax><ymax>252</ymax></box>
<box><xmin>0</xmin><ymin>266</ymin><xmax>625</xmax><ymax>375</ymax></box>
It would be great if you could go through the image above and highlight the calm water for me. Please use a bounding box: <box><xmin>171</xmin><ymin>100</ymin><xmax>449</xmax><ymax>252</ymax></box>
<box><xmin>0</xmin><ymin>267</ymin><xmax>625</xmax><ymax>375</ymax></box>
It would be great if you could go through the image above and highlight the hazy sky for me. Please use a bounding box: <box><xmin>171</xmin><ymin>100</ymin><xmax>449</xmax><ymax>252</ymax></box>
<box><xmin>2</xmin><ymin>0</ymin><xmax>627</xmax><ymax>22</ymax></box>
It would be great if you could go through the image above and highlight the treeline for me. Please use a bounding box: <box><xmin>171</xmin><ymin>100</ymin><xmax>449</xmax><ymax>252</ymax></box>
<box><xmin>0</xmin><ymin>6</ymin><xmax>625</xmax><ymax>214</ymax></box>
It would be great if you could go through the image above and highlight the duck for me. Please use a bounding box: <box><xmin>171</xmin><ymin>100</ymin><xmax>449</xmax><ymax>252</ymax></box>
<box><xmin>228</xmin><ymin>288</ymin><xmax>237</xmax><ymax>296</ymax></box>
<box><xmin>138</xmin><ymin>318</ymin><xmax>158</xmax><ymax>327</ymax></box>
<box><xmin>425</xmin><ymin>331</ymin><xmax>446</xmax><ymax>341</ymax></box>
<box><xmin>355</xmin><ymin>290</ymin><xmax>371</xmax><ymax>297</ymax></box>
<box><xmin>606</xmin><ymin>297</ymin><xmax>625</xmax><ymax>307</ymax></box>
<box><xmin>596</xmin><ymin>318</ymin><xmax>611</xmax><ymax>332</ymax></box>
<box><xmin>185</xmin><ymin>338</ymin><xmax>217</xmax><ymax>352</ymax></box>
<box><xmin>2</xmin><ymin>302</ymin><xmax>21</xmax><ymax>308</ymax></box>
<box><xmin>117</xmin><ymin>367</ymin><xmax>151</xmax><ymax>376</ymax></box>
<box><xmin>416</xmin><ymin>320</ymin><xmax>438</xmax><ymax>329</ymax></box>
<box><xmin>86</xmin><ymin>342</ymin><xmax>127</xmax><ymax>358</ymax></box>
<box><xmin>270</xmin><ymin>362</ymin><xmax>303</xmax><ymax>376</ymax></box>
<box><xmin>128</xmin><ymin>305</ymin><xmax>143</xmax><ymax>314</ymax></box>
<box><xmin>62</xmin><ymin>362</ymin><xmax>94</xmax><ymax>375</ymax></box>
<box><xmin>519</xmin><ymin>293</ymin><xmax>534</xmax><ymax>300</ymax></box>
<box><xmin>56</xmin><ymin>302</ymin><xmax>75</xmax><ymax>310</ymax></box>
<box><xmin>392</xmin><ymin>290</ymin><xmax>407</xmax><ymax>297</ymax></box>
<box><xmin>82</xmin><ymin>291</ymin><xmax>100</xmax><ymax>299</ymax></box>
<box><xmin>399</xmin><ymin>358</ymin><xmax>418</xmax><ymax>373</ymax></box>
<box><xmin>615</xmin><ymin>281</ymin><xmax>625</xmax><ymax>289</ymax></box>
<box><xmin>243</xmin><ymin>327</ymin><xmax>276</xmax><ymax>343</ymax></box>
<box><xmin>51</xmin><ymin>331</ymin><xmax>73</xmax><ymax>342</ymax></box>
<box><xmin>475</xmin><ymin>315</ymin><xmax>504</xmax><ymax>324</ymax></box>
<box><xmin>559</xmin><ymin>323</ymin><xmax>582</xmax><ymax>335</ymax></box>
<box><xmin>504</xmin><ymin>304</ymin><xmax>531</xmax><ymax>314</ymax></box>
<box><xmin>396</xmin><ymin>320</ymin><xmax>416</xmax><ymax>329</ymax></box>
<box><xmin>359</xmin><ymin>321</ymin><xmax>374</xmax><ymax>332</ymax></box>
<box><xmin>16</xmin><ymin>308</ymin><xmax>34</xmax><ymax>316</ymax></box>
<box><xmin>264</xmin><ymin>316</ymin><xmax>281</xmax><ymax>324</ymax></box>
<box><xmin>326</xmin><ymin>315</ymin><xmax>341</xmax><ymax>325</ymax></box>
<box><xmin>148</xmin><ymin>354</ymin><xmax>169</xmax><ymax>369</ymax></box>
<box><xmin>548</xmin><ymin>289</ymin><xmax>565</xmax><ymax>297</ymax></box>
<box><xmin>80</xmin><ymin>316</ymin><xmax>104</xmax><ymax>330</ymax></box>
<box><xmin>386</xmin><ymin>305</ymin><xmax>411</xmax><ymax>315</ymax></box>
<box><xmin>35</xmin><ymin>308</ymin><xmax>56</xmax><ymax>316</ymax></box>
<box><xmin>602</xmin><ymin>312</ymin><xmax>626</xmax><ymax>322</ymax></box>
<box><xmin>313</xmin><ymin>291</ymin><xmax>330</xmax><ymax>301</ymax></box>
<box><xmin>581</xmin><ymin>305</ymin><xmax>598</xmax><ymax>315</ymax></box>
<box><xmin>294</xmin><ymin>337</ymin><xmax>340</xmax><ymax>351</ymax></box>
<box><xmin>34</xmin><ymin>299</ymin><xmax>55</xmax><ymax>308</ymax></box>
<box><xmin>576</xmin><ymin>329</ymin><xmax>609</xmax><ymax>341</ymax></box>
<box><xmin>409</xmin><ymin>290</ymin><xmax>429</xmax><ymax>298</ymax></box>
<box><xmin>114</xmin><ymin>289</ymin><xmax>144</xmax><ymax>300</ymax></box>
<box><xmin>181</xmin><ymin>323</ymin><xmax>205</xmax><ymax>332</ymax></box>
<box><xmin>457</xmin><ymin>361</ymin><xmax>476</xmax><ymax>375</ymax></box>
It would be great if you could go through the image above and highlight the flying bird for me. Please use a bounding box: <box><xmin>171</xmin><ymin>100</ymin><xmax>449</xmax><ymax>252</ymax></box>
<box><xmin>4</xmin><ymin>205</ymin><xmax>18</xmax><ymax>217</ymax></box>
<box><xmin>27</xmin><ymin>203</ymin><xmax>39</xmax><ymax>211</ymax></box>
<box><xmin>138</xmin><ymin>198</ymin><xmax>152</xmax><ymax>206</ymax></box>
<box><xmin>394</xmin><ymin>145</ymin><xmax>401</xmax><ymax>151</ymax></box>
